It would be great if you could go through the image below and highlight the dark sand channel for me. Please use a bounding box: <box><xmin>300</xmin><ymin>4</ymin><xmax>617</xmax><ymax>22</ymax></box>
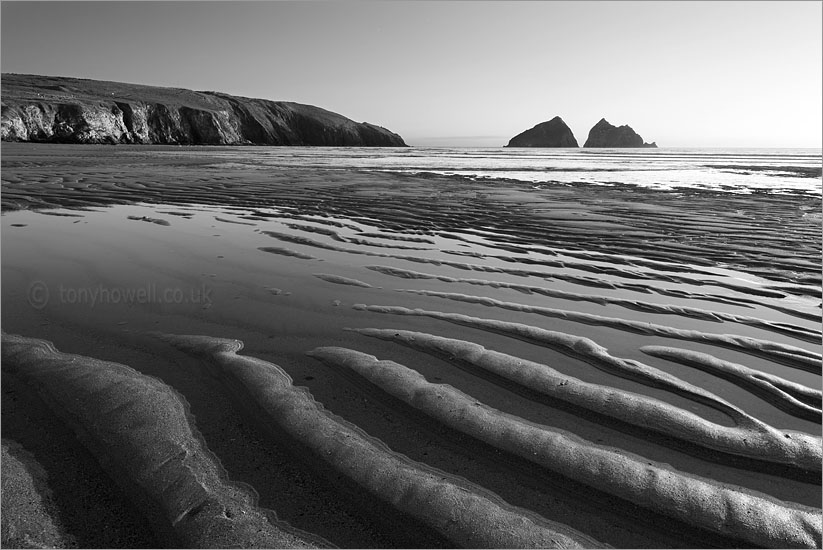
<box><xmin>2</xmin><ymin>144</ymin><xmax>821</xmax><ymax>548</ymax></box>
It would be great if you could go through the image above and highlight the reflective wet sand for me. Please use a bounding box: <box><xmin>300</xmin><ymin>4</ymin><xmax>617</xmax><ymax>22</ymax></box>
<box><xmin>2</xmin><ymin>144</ymin><xmax>820</xmax><ymax>548</ymax></box>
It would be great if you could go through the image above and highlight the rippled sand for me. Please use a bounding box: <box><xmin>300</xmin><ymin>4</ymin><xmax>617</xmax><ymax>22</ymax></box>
<box><xmin>2</xmin><ymin>143</ymin><xmax>821</xmax><ymax>548</ymax></box>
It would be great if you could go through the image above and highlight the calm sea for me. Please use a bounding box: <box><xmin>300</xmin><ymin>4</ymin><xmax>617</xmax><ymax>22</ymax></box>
<box><xmin>174</xmin><ymin>146</ymin><xmax>822</xmax><ymax>195</ymax></box>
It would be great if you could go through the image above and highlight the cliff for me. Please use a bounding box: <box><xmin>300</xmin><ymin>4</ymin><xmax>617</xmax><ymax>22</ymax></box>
<box><xmin>505</xmin><ymin>116</ymin><xmax>578</xmax><ymax>148</ymax></box>
<box><xmin>0</xmin><ymin>74</ymin><xmax>407</xmax><ymax>147</ymax></box>
<box><xmin>583</xmin><ymin>118</ymin><xmax>656</xmax><ymax>148</ymax></box>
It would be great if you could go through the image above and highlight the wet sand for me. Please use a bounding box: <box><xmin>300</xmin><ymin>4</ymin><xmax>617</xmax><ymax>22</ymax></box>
<box><xmin>1</xmin><ymin>143</ymin><xmax>821</xmax><ymax>548</ymax></box>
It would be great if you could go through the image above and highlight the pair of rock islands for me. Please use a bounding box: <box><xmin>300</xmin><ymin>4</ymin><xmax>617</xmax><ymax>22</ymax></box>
<box><xmin>507</xmin><ymin>116</ymin><xmax>657</xmax><ymax>148</ymax></box>
<box><xmin>1</xmin><ymin>74</ymin><xmax>656</xmax><ymax>148</ymax></box>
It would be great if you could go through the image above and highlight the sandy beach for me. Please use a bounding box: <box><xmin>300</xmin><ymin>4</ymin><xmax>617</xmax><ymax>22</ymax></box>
<box><xmin>1</xmin><ymin>143</ymin><xmax>821</xmax><ymax>548</ymax></box>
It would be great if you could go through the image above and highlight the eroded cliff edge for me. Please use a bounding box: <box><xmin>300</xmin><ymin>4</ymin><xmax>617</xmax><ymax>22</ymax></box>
<box><xmin>1</xmin><ymin>74</ymin><xmax>407</xmax><ymax>146</ymax></box>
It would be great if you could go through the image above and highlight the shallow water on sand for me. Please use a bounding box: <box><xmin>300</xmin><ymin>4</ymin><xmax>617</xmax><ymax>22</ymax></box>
<box><xmin>2</xmin><ymin>144</ymin><xmax>821</xmax><ymax>548</ymax></box>
<box><xmin>136</xmin><ymin>145</ymin><xmax>823</xmax><ymax>194</ymax></box>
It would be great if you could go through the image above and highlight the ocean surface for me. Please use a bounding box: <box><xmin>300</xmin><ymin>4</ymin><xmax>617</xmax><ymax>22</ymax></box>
<box><xmin>156</xmin><ymin>146</ymin><xmax>823</xmax><ymax>195</ymax></box>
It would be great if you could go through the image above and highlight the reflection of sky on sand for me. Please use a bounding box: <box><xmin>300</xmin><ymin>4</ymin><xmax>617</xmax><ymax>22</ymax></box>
<box><xmin>1</xmin><ymin>204</ymin><xmax>422</xmax><ymax>329</ymax></box>
<box><xmin>3</xmin><ymin>201</ymin><xmax>818</xmax><ymax>386</ymax></box>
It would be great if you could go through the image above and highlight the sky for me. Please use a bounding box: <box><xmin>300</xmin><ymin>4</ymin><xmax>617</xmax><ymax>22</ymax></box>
<box><xmin>1</xmin><ymin>1</ymin><xmax>821</xmax><ymax>148</ymax></box>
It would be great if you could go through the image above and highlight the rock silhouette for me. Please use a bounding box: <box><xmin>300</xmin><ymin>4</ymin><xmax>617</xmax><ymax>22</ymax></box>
<box><xmin>584</xmin><ymin>118</ymin><xmax>657</xmax><ymax>148</ymax></box>
<box><xmin>506</xmin><ymin>116</ymin><xmax>579</xmax><ymax>147</ymax></box>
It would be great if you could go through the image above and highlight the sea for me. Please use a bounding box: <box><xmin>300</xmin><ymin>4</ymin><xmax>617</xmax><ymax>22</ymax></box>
<box><xmin>161</xmin><ymin>146</ymin><xmax>823</xmax><ymax>195</ymax></box>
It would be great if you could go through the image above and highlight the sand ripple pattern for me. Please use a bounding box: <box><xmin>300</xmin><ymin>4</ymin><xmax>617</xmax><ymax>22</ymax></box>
<box><xmin>639</xmin><ymin>346</ymin><xmax>821</xmax><ymax>422</ymax></box>
<box><xmin>154</xmin><ymin>333</ymin><xmax>603</xmax><ymax>549</ymax></box>
<box><xmin>308</xmin><ymin>346</ymin><xmax>821</xmax><ymax>549</ymax></box>
<box><xmin>367</xmin><ymin>265</ymin><xmax>821</xmax><ymax>342</ymax></box>
<box><xmin>394</xmin><ymin>290</ymin><xmax>822</xmax><ymax>371</ymax></box>
<box><xmin>0</xmin><ymin>333</ymin><xmax>322</xmax><ymax>549</ymax></box>
<box><xmin>348</xmin><ymin>328</ymin><xmax>820</xmax><ymax>470</ymax></box>
<box><xmin>2</xmin><ymin>146</ymin><xmax>820</xmax><ymax>547</ymax></box>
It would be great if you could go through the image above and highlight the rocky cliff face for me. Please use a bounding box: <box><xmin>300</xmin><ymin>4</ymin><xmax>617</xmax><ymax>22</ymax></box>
<box><xmin>505</xmin><ymin>116</ymin><xmax>578</xmax><ymax>147</ymax></box>
<box><xmin>1</xmin><ymin>74</ymin><xmax>407</xmax><ymax>146</ymax></box>
<box><xmin>583</xmin><ymin>118</ymin><xmax>656</xmax><ymax>148</ymax></box>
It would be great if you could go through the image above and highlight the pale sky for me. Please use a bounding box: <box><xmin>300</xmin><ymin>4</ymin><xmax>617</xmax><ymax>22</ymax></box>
<box><xmin>2</xmin><ymin>1</ymin><xmax>821</xmax><ymax>147</ymax></box>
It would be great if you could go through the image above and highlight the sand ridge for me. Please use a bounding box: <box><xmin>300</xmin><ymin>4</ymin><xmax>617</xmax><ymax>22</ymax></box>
<box><xmin>308</xmin><ymin>345</ymin><xmax>821</xmax><ymax>549</ymax></box>
<box><xmin>349</xmin><ymin>328</ymin><xmax>822</xmax><ymax>468</ymax></box>
<box><xmin>154</xmin><ymin>333</ymin><xmax>604</xmax><ymax>549</ymax></box>
<box><xmin>0</xmin><ymin>333</ymin><xmax>325</xmax><ymax>549</ymax></box>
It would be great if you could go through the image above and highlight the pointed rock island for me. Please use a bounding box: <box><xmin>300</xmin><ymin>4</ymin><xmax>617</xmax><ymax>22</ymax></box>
<box><xmin>584</xmin><ymin>118</ymin><xmax>657</xmax><ymax>148</ymax></box>
<box><xmin>0</xmin><ymin>73</ymin><xmax>407</xmax><ymax>146</ymax></box>
<box><xmin>505</xmin><ymin>116</ymin><xmax>579</xmax><ymax>148</ymax></box>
